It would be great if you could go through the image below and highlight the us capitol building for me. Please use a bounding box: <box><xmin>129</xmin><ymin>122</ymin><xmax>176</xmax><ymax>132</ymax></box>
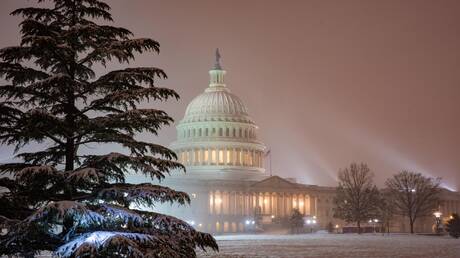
<box><xmin>158</xmin><ymin>50</ymin><xmax>460</xmax><ymax>234</ymax></box>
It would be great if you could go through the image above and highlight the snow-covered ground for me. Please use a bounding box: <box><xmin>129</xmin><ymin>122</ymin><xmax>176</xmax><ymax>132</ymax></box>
<box><xmin>198</xmin><ymin>233</ymin><xmax>460</xmax><ymax>258</ymax></box>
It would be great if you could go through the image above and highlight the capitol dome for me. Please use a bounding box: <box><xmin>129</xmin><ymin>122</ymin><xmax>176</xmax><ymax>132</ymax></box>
<box><xmin>182</xmin><ymin>87</ymin><xmax>253</xmax><ymax>124</ymax></box>
<box><xmin>171</xmin><ymin>50</ymin><xmax>266</xmax><ymax>174</ymax></box>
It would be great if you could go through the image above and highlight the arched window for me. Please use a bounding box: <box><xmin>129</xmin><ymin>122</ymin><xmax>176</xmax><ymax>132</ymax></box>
<box><xmin>244</xmin><ymin>129</ymin><xmax>248</xmax><ymax>138</ymax></box>
<box><xmin>219</xmin><ymin>128</ymin><xmax>223</xmax><ymax>137</ymax></box>
<box><xmin>226</xmin><ymin>150</ymin><xmax>231</xmax><ymax>164</ymax></box>
<box><xmin>226</xmin><ymin>128</ymin><xmax>230</xmax><ymax>137</ymax></box>
<box><xmin>192</xmin><ymin>128</ymin><xmax>196</xmax><ymax>137</ymax></box>
<box><xmin>205</xmin><ymin>128</ymin><xmax>209</xmax><ymax>136</ymax></box>
<box><xmin>233</xmin><ymin>128</ymin><xmax>236</xmax><ymax>137</ymax></box>
<box><xmin>212</xmin><ymin>128</ymin><xmax>216</xmax><ymax>136</ymax></box>
<box><xmin>198</xmin><ymin>128</ymin><xmax>202</xmax><ymax>137</ymax></box>
<box><xmin>211</xmin><ymin>149</ymin><xmax>217</xmax><ymax>164</ymax></box>
<box><xmin>204</xmin><ymin>149</ymin><xmax>209</xmax><ymax>162</ymax></box>
<box><xmin>218</xmin><ymin>149</ymin><xmax>224</xmax><ymax>164</ymax></box>
<box><xmin>239</xmin><ymin>128</ymin><xmax>242</xmax><ymax>137</ymax></box>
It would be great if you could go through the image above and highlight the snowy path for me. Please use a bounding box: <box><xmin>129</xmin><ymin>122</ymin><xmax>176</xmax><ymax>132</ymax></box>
<box><xmin>197</xmin><ymin>233</ymin><xmax>460</xmax><ymax>258</ymax></box>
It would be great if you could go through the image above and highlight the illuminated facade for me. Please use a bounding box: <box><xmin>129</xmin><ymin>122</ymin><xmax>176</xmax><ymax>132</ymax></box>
<box><xmin>158</xmin><ymin>50</ymin><xmax>460</xmax><ymax>234</ymax></box>
<box><xmin>161</xmin><ymin>50</ymin><xmax>339</xmax><ymax>233</ymax></box>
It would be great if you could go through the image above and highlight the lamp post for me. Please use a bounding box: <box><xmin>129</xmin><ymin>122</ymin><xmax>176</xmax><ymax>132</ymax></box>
<box><xmin>433</xmin><ymin>211</ymin><xmax>442</xmax><ymax>234</ymax></box>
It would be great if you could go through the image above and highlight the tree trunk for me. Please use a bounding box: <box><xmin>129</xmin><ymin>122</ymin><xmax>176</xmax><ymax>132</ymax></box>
<box><xmin>409</xmin><ymin>218</ymin><xmax>414</xmax><ymax>234</ymax></box>
<box><xmin>357</xmin><ymin>220</ymin><xmax>361</xmax><ymax>234</ymax></box>
<box><xmin>65</xmin><ymin>137</ymin><xmax>75</xmax><ymax>171</ymax></box>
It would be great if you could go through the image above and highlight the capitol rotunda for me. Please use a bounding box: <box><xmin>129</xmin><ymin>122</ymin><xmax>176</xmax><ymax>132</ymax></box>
<box><xmin>170</xmin><ymin>50</ymin><xmax>266</xmax><ymax>178</ymax></box>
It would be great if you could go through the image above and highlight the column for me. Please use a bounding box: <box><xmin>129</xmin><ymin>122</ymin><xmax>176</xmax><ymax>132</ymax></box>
<box><xmin>212</xmin><ymin>191</ymin><xmax>215</xmax><ymax>215</ymax></box>
<box><xmin>302</xmin><ymin>195</ymin><xmax>306</xmax><ymax>215</ymax></box>
<box><xmin>200</xmin><ymin>148</ymin><xmax>205</xmax><ymax>165</ymax></box>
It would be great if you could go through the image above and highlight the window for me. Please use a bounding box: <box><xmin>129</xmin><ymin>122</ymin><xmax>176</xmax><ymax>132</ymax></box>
<box><xmin>226</xmin><ymin>150</ymin><xmax>231</xmax><ymax>164</ymax></box>
<box><xmin>211</xmin><ymin>149</ymin><xmax>217</xmax><ymax>163</ymax></box>
<box><xmin>191</xmin><ymin>193</ymin><xmax>197</xmax><ymax>198</ymax></box>
<box><xmin>198</xmin><ymin>128</ymin><xmax>202</xmax><ymax>137</ymax></box>
<box><xmin>204</xmin><ymin>150</ymin><xmax>209</xmax><ymax>162</ymax></box>
<box><xmin>226</xmin><ymin>128</ymin><xmax>230</xmax><ymax>137</ymax></box>
<box><xmin>205</xmin><ymin>128</ymin><xmax>209</xmax><ymax>136</ymax></box>
<box><xmin>219</xmin><ymin>128</ymin><xmax>223</xmax><ymax>137</ymax></box>
<box><xmin>185</xmin><ymin>151</ymin><xmax>190</xmax><ymax>164</ymax></box>
<box><xmin>195</xmin><ymin>149</ymin><xmax>201</xmax><ymax>164</ymax></box>
<box><xmin>219</xmin><ymin>149</ymin><xmax>224</xmax><ymax>164</ymax></box>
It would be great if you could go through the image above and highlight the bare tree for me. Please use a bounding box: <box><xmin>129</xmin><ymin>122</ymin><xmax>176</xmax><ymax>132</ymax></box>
<box><xmin>333</xmin><ymin>162</ymin><xmax>380</xmax><ymax>233</ymax></box>
<box><xmin>385</xmin><ymin>171</ymin><xmax>441</xmax><ymax>234</ymax></box>
<box><xmin>377</xmin><ymin>190</ymin><xmax>395</xmax><ymax>235</ymax></box>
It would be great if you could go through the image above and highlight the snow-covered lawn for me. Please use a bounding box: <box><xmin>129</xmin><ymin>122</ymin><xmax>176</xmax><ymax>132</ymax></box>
<box><xmin>198</xmin><ymin>233</ymin><xmax>460</xmax><ymax>258</ymax></box>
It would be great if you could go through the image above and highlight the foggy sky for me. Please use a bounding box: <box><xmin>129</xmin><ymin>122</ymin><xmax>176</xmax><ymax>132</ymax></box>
<box><xmin>1</xmin><ymin>0</ymin><xmax>459</xmax><ymax>190</ymax></box>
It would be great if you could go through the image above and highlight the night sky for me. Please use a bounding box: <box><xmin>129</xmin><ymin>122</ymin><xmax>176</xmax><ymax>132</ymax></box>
<box><xmin>1</xmin><ymin>0</ymin><xmax>459</xmax><ymax>190</ymax></box>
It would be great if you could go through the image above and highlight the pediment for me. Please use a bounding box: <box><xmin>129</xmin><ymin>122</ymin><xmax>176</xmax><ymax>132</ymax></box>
<box><xmin>250</xmin><ymin>176</ymin><xmax>299</xmax><ymax>190</ymax></box>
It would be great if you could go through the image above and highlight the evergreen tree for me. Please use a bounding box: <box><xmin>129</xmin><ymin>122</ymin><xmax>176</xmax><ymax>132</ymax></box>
<box><xmin>289</xmin><ymin>209</ymin><xmax>304</xmax><ymax>234</ymax></box>
<box><xmin>333</xmin><ymin>162</ymin><xmax>380</xmax><ymax>234</ymax></box>
<box><xmin>0</xmin><ymin>0</ymin><xmax>218</xmax><ymax>257</ymax></box>
<box><xmin>446</xmin><ymin>213</ymin><xmax>460</xmax><ymax>239</ymax></box>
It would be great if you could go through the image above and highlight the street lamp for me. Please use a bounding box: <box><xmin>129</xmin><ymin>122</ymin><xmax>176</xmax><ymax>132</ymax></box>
<box><xmin>368</xmin><ymin>219</ymin><xmax>379</xmax><ymax>233</ymax></box>
<box><xmin>433</xmin><ymin>211</ymin><xmax>442</xmax><ymax>234</ymax></box>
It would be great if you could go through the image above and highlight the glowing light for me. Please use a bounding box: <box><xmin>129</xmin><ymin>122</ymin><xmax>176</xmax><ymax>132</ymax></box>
<box><xmin>313</xmin><ymin>216</ymin><xmax>316</xmax><ymax>219</ymax></box>
<box><xmin>410</xmin><ymin>189</ymin><xmax>416</xmax><ymax>193</ymax></box>
<box><xmin>198</xmin><ymin>223</ymin><xmax>203</xmax><ymax>227</ymax></box>
<box><xmin>251</xmin><ymin>220</ymin><xmax>255</xmax><ymax>225</ymax></box>
<box><xmin>215</xmin><ymin>198</ymin><xmax>222</xmax><ymax>204</ymax></box>
<box><xmin>271</xmin><ymin>215</ymin><xmax>275</xmax><ymax>219</ymax></box>
<box><xmin>450</xmin><ymin>215</ymin><xmax>454</xmax><ymax>220</ymax></box>
<box><xmin>245</xmin><ymin>220</ymin><xmax>250</xmax><ymax>225</ymax></box>
<box><xmin>369</xmin><ymin>219</ymin><xmax>373</xmax><ymax>223</ymax></box>
<box><xmin>264</xmin><ymin>199</ymin><xmax>268</xmax><ymax>204</ymax></box>
<box><xmin>306</xmin><ymin>219</ymin><xmax>311</xmax><ymax>224</ymax></box>
<box><xmin>312</xmin><ymin>220</ymin><xmax>316</xmax><ymax>224</ymax></box>
<box><xmin>191</xmin><ymin>193</ymin><xmax>197</xmax><ymax>198</ymax></box>
<box><xmin>433</xmin><ymin>211</ymin><xmax>442</xmax><ymax>218</ymax></box>
<box><xmin>335</xmin><ymin>224</ymin><xmax>340</xmax><ymax>228</ymax></box>
<box><xmin>373</xmin><ymin>219</ymin><xmax>379</xmax><ymax>223</ymax></box>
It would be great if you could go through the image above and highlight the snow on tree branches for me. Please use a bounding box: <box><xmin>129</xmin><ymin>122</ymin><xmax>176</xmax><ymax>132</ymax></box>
<box><xmin>0</xmin><ymin>0</ymin><xmax>218</xmax><ymax>257</ymax></box>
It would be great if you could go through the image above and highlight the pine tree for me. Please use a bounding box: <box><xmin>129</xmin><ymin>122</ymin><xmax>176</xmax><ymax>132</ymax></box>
<box><xmin>289</xmin><ymin>209</ymin><xmax>304</xmax><ymax>234</ymax></box>
<box><xmin>446</xmin><ymin>213</ymin><xmax>460</xmax><ymax>239</ymax></box>
<box><xmin>333</xmin><ymin>162</ymin><xmax>380</xmax><ymax>234</ymax></box>
<box><xmin>0</xmin><ymin>0</ymin><xmax>218</xmax><ymax>257</ymax></box>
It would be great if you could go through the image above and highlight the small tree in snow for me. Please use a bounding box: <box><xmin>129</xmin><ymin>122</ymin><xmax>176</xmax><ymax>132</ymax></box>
<box><xmin>333</xmin><ymin>162</ymin><xmax>380</xmax><ymax>234</ymax></box>
<box><xmin>385</xmin><ymin>171</ymin><xmax>440</xmax><ymax>234</ymax></box>
<box><xmin>446</xmin><ymin>213</ymin><xmax>460</xmax><ymax>239</ymax></box>
<box><xmin>326</xmin><ymin>222</ymin><xmax>334</xmax><ymax>233</ymax></box>
<box><xmin>0</xmin><ymin>0</ymin><xmax>217</xmax><ymax>257</ymax></box>
<box><xmin>289</xmin><ymin>209</ymin><xmax>304</xmax><ymax>234</ymax></box>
